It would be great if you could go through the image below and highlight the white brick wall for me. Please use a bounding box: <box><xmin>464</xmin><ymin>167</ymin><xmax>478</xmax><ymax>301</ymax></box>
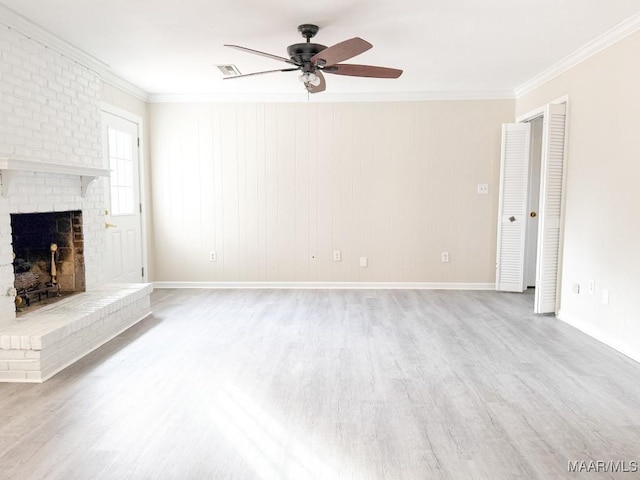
<box><xmin>0</xmin><ymin>25</ymin><xmax>105</xmax><ymax>321</ymax></box>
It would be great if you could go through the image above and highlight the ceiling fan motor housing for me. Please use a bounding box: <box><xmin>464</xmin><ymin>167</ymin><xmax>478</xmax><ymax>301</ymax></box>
<box><xmin>287</xmin><ymin>43</ymin><xmax>327</xmax><ymax>71</ymax></box>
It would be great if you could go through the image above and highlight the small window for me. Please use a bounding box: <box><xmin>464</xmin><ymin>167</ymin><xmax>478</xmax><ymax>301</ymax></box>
<box><xmin>108</xmin><ymin>128</ymin><xmax>135</xmax><ymax>216</ymax></box>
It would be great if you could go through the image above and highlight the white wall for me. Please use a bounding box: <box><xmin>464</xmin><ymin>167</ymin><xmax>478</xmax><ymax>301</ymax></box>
<box><xmin>149</xmin><ymin>100</ymin><xmax>514</xmax><ymax>285</ymax></box>
<box><xmin>0</xmin><ymin>24</ymin><xmax>106</xmax><ymax>320</ymax></box>
<box><xmin>517</xmin><ymin>30</ymin><xmax>640</xmax><ymax>361</ymax></box>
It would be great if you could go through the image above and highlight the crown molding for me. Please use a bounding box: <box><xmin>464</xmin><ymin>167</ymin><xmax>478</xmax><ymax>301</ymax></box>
<box><xmin>0</xmin><ymin>3</ymin><xmax>512</xmax><ymax>106</ymax></box>
<box><xmin>149</xmin><ymin>89</ymin><xmax>515</xmax><ymax>104</ymax></box>
<box><xmin>101</xmin><ymin>70</ymin><xmax>150</xmax><ymax>102</ymax></box>
<box><xmin>516</xmin><ymin>11</ymin><xmax>640</xmax><ymax>97</ymax></box>
<box><xmin>0</xmin><ymin>4</ymin><xmax>150</xmax><ymax>102</ymax></box>
<box><xmin>0</xmin><ymin>4</ymin><xmax>107</xmax><ymax>74</ymax></box>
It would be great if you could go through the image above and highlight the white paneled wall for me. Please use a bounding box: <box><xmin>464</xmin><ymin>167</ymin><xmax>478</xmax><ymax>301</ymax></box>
<box><xmin>150</xmin><ymin>100</ymin><xmax>514</xmax><ymax>284</ymax></box>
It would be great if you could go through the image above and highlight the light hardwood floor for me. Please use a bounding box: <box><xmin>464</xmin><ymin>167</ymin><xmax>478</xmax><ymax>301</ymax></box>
<box><xmin>1</xmin><ymin>289</ymin><xmax>639</xmax><ymax>480</ymax></box>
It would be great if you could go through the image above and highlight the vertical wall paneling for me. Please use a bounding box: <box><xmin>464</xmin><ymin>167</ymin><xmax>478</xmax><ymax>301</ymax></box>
<box><xmin>198</xmin><ymin>104</ymin><xmax>215</xmax><ymax>281</ymax></box>
<box><xmin>331</xmin><ymin>104</ymin><xmax>344</xmax><ymax>280</ymax></box>
<box><xmin>181</xmin><ymin>105</ymin><xmax>202</xmax><ymax>280</ymax></box>
<box><xmin>307</xmin><ymin>104</ymin><xmax>319</xmax><ymax>282</ymax></box>
<box><xmin>315</xmin><ymin>105</ymin><xmax>334</xmax><ymax>281</ymax></box>
<box><xmin>212</xmin><ymin>106</ymin><xmax>224</xmax><ymax>281</ymax></box>
<box><xmin>244</xmin><ymin>103</ymin><xmax>259</xmax><ymax>281</ymax></box>
<box><xmin>220</xmin><ymin>104</ymin><xmax>239</xmax><ymax>280</ymax></box>
<box><xmin>356</xmin><ymin>104</ymin><xmax>373</xmax><ymax>282</ymax></box>
<box><xmin>294</xmin><ymin>104</ymin><xmax>310</xmax><ymax>281</ymax></box>
<box><xmin>149</xmin><ymin>100</ymin><xmax>515</xmax><ymax>284</ymax></box>
<box><xmin>410</xmin><ymin>106</ymin><xmax>428</xmax><ymax>281</ymax></box>
<box><xmin>276</xmin><ymin>104</ymin><xmax>296</xmax><ymax>281</ymax></box>
<box><xmin>369</xmin><ymin>103</ymin><xmax>392</xmax><ymax>281</ymax></box>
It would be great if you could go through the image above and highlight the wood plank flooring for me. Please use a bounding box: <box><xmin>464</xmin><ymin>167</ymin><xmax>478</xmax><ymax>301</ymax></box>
<box><xmin>1</xmin><ymin>288</ymin><xmax>639</xmax><ymax>479</ymax></box>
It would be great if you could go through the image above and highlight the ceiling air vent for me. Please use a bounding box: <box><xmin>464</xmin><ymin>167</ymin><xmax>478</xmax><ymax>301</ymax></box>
<box><xmin>216</xmin><ymin>64</ymin><xmax>241</xmax><ymax>77</ymax></box>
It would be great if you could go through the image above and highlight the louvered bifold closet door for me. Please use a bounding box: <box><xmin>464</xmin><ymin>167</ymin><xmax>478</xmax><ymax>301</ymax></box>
<box><xmin>496</xmin><ymin>123</ymin><xmax>531</xmax><ymax>292</ymax></box>
<box><xmin>534</xmin><ymin>103</ymin><xmax>567</xmax><ymax>313</ymax></box>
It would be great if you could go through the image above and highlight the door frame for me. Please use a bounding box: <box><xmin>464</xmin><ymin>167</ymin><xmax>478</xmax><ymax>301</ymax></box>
<box><xmin>100</xmin><ymin>102</ymin><xmax>148</xmax><ymax>283</ymax></box>
<box><xmin>516</xmin><ymin>95</ymin><xmax>570</xmax><ymax>313</ymax></box>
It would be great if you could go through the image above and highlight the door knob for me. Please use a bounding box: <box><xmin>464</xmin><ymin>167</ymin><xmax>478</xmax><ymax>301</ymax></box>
<box><xmin>530</xmin><ymin>211</ymin><xmax>537</xmax><ymax>218</ymax></box>
<box><xmin>105</xmin><ymin>222</ymin><xmax>118</xmax><ymax>229</ymax></box>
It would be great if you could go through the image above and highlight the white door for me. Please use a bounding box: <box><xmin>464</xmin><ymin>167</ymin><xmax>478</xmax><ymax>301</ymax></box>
<box><xmin>534</xmin><ymin>103</ymin><xmax>567</xmax><ymax>313</ymax></box>
<box><xmin>496</xmin><ymin>123</ymin><xmax>531</xmax><ymax>292</ymax></box>
<box><xmin>102</xmin><ymin>112</ymin><xmax>143</xmax><ymax>283</ymax></box>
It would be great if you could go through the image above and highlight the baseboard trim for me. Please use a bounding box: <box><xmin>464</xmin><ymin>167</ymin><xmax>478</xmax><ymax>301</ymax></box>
<box><xmin>153</xmin><ymin>281</ymin><xmax>495</xmax><ymax>290</ymax></box>
<box><xmin>557</xmin><ymin>310</ymin><xmax>640</xmax><ymax>365</ymax></box>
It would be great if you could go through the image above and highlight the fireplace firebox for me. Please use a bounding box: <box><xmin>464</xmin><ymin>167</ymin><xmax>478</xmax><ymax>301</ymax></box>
<box><xmin>11</xmin><ymin>211</ymin><xmax>85</xmax><ymax>312</ymax></box>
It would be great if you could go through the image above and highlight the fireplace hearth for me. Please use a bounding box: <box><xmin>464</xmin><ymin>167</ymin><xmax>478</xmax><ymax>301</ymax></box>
<box><xmin>11</xmin><ymin>211</ymin><xmax>85</xmax><ymax>313</ymax></box>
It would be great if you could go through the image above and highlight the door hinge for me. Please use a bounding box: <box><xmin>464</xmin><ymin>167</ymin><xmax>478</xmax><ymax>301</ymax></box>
<box><xmin>141</xmin><ymin>267</ymin><xmax>144</xmax><ymax>277</ymax></box>
<box><xmin>137</xmin><ymin>137</ymin><xmax>140</xmax><ymax>147</ymax></box>
<box><xmin>139</xmin><ymin>203</ymin><xmax>142</xmax><ymax>213</ymax></box>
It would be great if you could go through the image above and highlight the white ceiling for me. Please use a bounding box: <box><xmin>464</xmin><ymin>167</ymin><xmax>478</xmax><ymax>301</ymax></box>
<box><xmin>1</xmin><ymin>0</ymin><xmax>640</xmax><ymax>99</ymax></box>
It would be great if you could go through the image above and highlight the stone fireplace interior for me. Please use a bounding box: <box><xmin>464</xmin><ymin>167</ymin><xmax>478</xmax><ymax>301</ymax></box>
<box><xmin>11</xmin><ymin>210</ymin><xmax>85</xmax><ymax>312</ymax></box>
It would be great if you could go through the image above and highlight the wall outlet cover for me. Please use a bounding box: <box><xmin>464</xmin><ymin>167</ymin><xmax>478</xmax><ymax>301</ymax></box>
<box><xmin>477</xmin><ymin>184</ymin><xmax>489</xmax><ymax>194</ymax></box>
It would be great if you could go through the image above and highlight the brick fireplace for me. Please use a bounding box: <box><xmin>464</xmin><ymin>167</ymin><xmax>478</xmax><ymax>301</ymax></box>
<box><xmin>0</xmin><ymin>23</ymin><xmax>152</xmax><ymax>382</ymax></box>
<box><xmin>0</xmin><ymin>22</ymin><xmax>106</xmax><ymax>321</ymax></box>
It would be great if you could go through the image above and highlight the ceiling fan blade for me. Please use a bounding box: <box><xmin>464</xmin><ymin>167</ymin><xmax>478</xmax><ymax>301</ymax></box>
<box><xmin>223</xmin><ymin>67</ymin><xmax>300</xmax><ymax>80</ymax></box>
<box><xmin>310</xmin><ymin>37</ymin><xmax>372</xmax><ymax>67</ymax></box>
<box><xmin>307</xmin><ymin>70</ymin><xmax>326</xmax><ymax>94</ymax></box>
<box><xmin>224</xmin><ymin>44</ymin><xmax>298</xmax><ymax>65</ymax></box>
<box><xmin>323</xmin><ymin>64</ymin><xmax>403</xmax><ymax>78</ymax></box>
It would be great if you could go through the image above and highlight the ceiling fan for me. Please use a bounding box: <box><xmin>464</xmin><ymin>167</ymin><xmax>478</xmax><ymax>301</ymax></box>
<box><xmin>223</xmin><ymin>24</ymin><xmax>403</xmax><ymax>93</ymax></box>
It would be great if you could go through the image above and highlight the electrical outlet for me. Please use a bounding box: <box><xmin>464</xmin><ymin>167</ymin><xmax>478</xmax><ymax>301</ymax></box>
<box><xmin>477</xmin><ymin>184</ymin><xmax>489</xmax><ymax>194</ymax></box>
<box><xmin>572</xmin><ymin>283</ymin><xmax>580</xmax><ymax>294</ymax></box>
<box><xmin>359</xmin><ymin>256</ymin><xmax>368</xmax><ymax>267</ymax></box>
<box><xmin>209</xmin><ymin>251</ymin><xmax>217</xmax><ymax>262</ymax></box>
<box><xmin>333</xmin><ymin>250</ymin><xmax>341</xmax><ymax>262</ymax></box>
<box><xmin>441</xmin><ymin>252</ymin><xmax>449</xmax><ymax>263</ymax></box>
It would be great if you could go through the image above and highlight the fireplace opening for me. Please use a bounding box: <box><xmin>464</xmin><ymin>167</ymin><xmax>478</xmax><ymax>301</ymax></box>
<box><xmin>11</xmin><ymin>211</ymin><xmax>85</xmax><ymax>314</ymax></box>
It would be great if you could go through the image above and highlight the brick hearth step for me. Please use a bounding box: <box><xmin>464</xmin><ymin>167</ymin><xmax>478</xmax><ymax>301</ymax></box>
<box><xmin>0</xmin><ymin>283</ymin><xmax>153</xmax><ymax>382</ymax></box>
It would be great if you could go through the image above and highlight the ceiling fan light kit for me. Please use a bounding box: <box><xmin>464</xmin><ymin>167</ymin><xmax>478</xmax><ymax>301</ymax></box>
<box><xmin>224</xmin><ymin>24</ymin><xmax>402</xmax><ymax>94</ymax></box>
<box><xmin>299</xmin><ymin>72</ymin><xmax>321</xmax><ymax>87</ymax></box>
